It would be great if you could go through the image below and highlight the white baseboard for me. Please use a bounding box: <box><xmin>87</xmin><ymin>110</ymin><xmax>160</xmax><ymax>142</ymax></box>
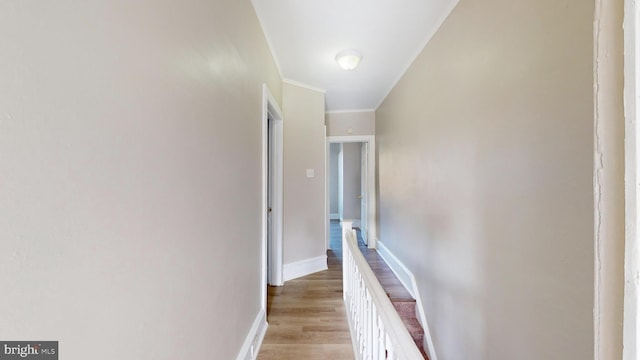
<box><xmin>377</xmin><ymin>240</ymin><xmax>438</xmax><ymax>360</ymax></box>
<box><xmin>376</xmin><ymin>241</ymin><xmax>415</xmax><ymax>298</ymax></box>
<box><xmin>283</xmin><ymin>255</ymin><xmax>328</xmax><ymax>282</ymax></box>
<box><xmin>413</xmin><ymin>274</ymin><xmax>437</xmax><ymax>360</ymax></box>
<box><xmin>235</xmin><ymin>309</ymin><xmax>268</xmax><ymax>360</ymax></box>
<box><xmin>330</xmin><ymin>213</ymin><xmax>340</xmax><ymax>220</ymax></box>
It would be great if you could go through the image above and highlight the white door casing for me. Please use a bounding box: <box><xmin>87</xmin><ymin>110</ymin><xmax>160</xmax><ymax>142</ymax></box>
<box><xmin>360</xmin><ymin>142</ymin><xmax>369</xmax><ymax>244</ymax></box>
<box><xmin>338</xmin><ymin>144</ymin><xmax>344</xmax><ymax>221</ymax></box>
<box><xmin>326</xmin><ymin>135</ymin><xmax>377</xmax><ymax>249</ymax></box>
<box><xmin>623</xmin><ymin>1</ymin><xmax>640</xmax><ymax>358</ymax></box>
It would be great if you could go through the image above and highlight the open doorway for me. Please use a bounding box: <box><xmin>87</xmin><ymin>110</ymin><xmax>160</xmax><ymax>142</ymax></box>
<box><xmin>326</xmin><ymin>135</ymin><xmax>376</xmax><ymax>251</ymax></box>
<box><xmin>261</xmin><ymin>84</ymin><xmax>284</xmax><ymax>314</ymax></box>
<box><xmin>328</xmin><ymin>142</ymin><xmax>365</xmax><ymax>237</ymax></box>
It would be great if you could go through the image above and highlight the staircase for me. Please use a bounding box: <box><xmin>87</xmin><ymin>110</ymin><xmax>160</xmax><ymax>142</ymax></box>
<box><xmin>354</xmin><ymin>230</ymin><xmax>428</xmax><ymax>359</ymax></box>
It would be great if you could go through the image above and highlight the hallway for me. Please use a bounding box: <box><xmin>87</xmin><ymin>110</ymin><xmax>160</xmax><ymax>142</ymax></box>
<box><xmin>257</xmin><ymin>229</ymin><xmax>354</xmax><ymax>359</ymax></box>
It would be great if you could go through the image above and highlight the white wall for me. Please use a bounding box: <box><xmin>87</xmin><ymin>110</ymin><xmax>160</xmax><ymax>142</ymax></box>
<box><xmin>326</xmin><ymin>111</ymin><xmax>375</xmax><ymax>136</ymax></box>
<box><xmin>0</xmin><ymin>1</ymin><xmax>281</xmax><ymax>359</ymax></box>
<box><xmin>342</xmin><ymin>143</ymin><xmax>362</xmax><ymax>221</ymax></box>
<box><xmin>282</xmin><ymin>82</ymin><xmax>327</xmax><ymax>265</ymax></box>
<box><xmin>376</xmin><ymin>0</ymin><xmax>596</xmax><ymax>358</ymax></box>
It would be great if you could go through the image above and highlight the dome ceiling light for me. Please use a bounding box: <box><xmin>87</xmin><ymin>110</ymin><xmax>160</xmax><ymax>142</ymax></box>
<box><xmin>335</xmin><ymin>49</ymin><xmax>362</xmax><ymax>71</ymax></box>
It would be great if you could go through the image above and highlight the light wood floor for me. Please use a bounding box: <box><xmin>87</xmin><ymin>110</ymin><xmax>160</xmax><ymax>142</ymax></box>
<box><xmin>257</xmin><ymin>230</ymin><xmax>354</xmax><ymax>359</ymax></box>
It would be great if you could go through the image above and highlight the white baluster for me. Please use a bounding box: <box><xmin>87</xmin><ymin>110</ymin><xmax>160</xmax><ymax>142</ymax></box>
<box><xmin>386</xmin><ymin>334</ymin><xmax>395</xmax><ymax>359</ymax></box>
<box><xmin>342</xmin><ymin>227</ymin><xmax>423</xmax><ymax>360</ymax></box>
<box><xmin>371</xmin><ymin>302</ymin><xmax>379</xmax><ymax>359</ymax></box>
<box><xmin>365</xmin><ymin>291</ymin><xmax>373</xmax><ymax>359</ymax></box>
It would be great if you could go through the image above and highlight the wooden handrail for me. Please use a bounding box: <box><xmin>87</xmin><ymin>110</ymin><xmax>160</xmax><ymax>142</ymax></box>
<box><xmin>342</xmin><ymin>222</ymin><xmax>424</xmax><ymax>360</ymax></box>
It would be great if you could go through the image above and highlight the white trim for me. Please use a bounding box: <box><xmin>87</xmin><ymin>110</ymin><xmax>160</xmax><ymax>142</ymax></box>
<box><xmin>376</xmin><ymin>241</ymin><xmax>415</xmax><ymax>298</ymax></box>
<box><xmin>325</xmin><ymin>126</ymin><xmax>329</xmax><ymax>250</ymax></box>
<box><xmin>377</xmin><ymin>240</ymin><xmax>438</xmax><ymax>360</ymax></box>
<box><xmin>326</xmin><ymin>135</ymin><xmax>377</xmax><ymax>249</ymax></box>
<box><xmin>624</xmin><ymin>1</ymin><xmax>640</xmax><ymax>358</ymax></box>
<box><xmin>283</xmin><ymin>255</ymin><xmax>328</xmax><ymax>282</ymax></box>
<box><xmin>359</xmin><ymin>142</ymin><xmax>369</xmax><ymax>244</ymax></box>
<box><xmin>338</xmin><ymin>143</ymin><xmax>344</xmax><ymax>221</ymax></box>
<box><xmin>325</xmin><ymin>109</ymin><xmax>376</xmax><ymax>115</ymax></box>
<box><xmin>330</xmin><ymin>213</ymin><xmax>340</xmax><ymax>220</ymax></box>
<box><xmin>262</xmin><ymin>83</ymin><xmax>284</xmax><ymax>303</ymax></box>
<box><xmin>282</xmin><ymin>79</ymin><xmax>327</xmax><ymax>94</ymax></box>
<box><xmin>235</xmin><ymin>309</ymin><xmax>268</xmax><ymax>360</ymax></box>
<box><xmin>414</xmin><ymin>275</ymin><xmax>437</xmax><ymax>360</ymax></box>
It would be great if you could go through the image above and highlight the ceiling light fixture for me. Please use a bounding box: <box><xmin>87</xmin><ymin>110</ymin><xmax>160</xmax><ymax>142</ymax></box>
<box><xmin>335</xmin><ymin>49</ymin><xmax>362</xmax><ymax>71</ymax></box>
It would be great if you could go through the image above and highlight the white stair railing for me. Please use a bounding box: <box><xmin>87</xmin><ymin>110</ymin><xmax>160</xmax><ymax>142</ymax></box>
<box><xmin>342</xmin><ymin>221</ymin><xmax>424</xmax><ymax>360</ymax></box>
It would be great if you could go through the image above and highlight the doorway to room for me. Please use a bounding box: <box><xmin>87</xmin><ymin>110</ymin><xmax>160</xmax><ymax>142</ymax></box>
<box><xmin>261</xmin><ymin>84</ymin><xmax>284</xmax><ymax>315</ymax></box>
<box><xmin>325</xmin><ymin>135</ymin><xmax>376</xmax><ymax>251</ymax></box>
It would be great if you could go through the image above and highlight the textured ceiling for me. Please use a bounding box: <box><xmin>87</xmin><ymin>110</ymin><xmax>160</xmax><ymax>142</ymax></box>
<box><xmin>251</xmin><ymin>0</ymin><xmax>459</xmax><ymax>111</ymax></box>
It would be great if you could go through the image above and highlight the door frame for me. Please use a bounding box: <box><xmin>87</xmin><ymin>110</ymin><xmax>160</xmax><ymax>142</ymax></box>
<box><xmin>326</xmin><ymin>135</ymin><xmax>376</xmax><ymax>249</ymax></box>
<box><xmin>623</xmin><ymin>0</ymin><xmax>639</xmax><ymax>358</ymax></box>
<box><xmin>360</xmin><ymin>142</ymin><xmax>368</xmax><ymax>243</ymax></box>
<box><xmin>261</xmin><ymin>84</ymin><xmax>284</xmax><ymax>313</ymax></box>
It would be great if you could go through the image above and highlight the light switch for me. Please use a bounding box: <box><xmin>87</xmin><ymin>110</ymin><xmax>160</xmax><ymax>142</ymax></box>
<box><xmin>306</xmin><ymin>169</ymin><xmax>315</xmax><ymax>178</ymax></box>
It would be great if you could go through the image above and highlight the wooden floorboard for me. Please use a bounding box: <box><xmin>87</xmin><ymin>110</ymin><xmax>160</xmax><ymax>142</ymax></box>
<box><xmin>258</xmin><ymin>244</ymin><xmax>354</xmax><ymax>359</ymax></box>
